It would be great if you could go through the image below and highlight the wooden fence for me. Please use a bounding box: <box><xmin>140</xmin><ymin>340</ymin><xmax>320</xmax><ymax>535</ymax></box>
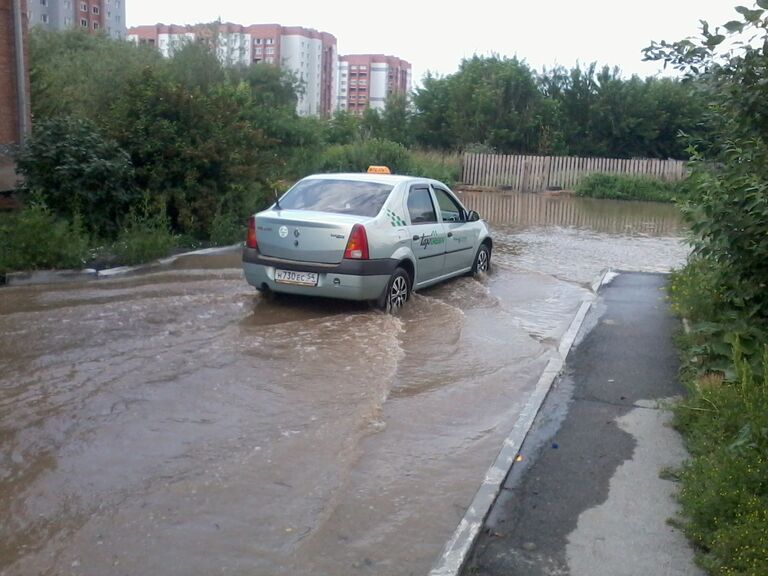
<box><xmin>461</xmin><ymin>153</ymin><xmax>688</xmax><ymax>191</ymax></box>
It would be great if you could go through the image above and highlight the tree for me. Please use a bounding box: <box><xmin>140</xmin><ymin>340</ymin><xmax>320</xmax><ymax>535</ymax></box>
<box><xmin>28</xmin><ymin>29</ymin><xmax>161</xmax><ymax>121</ymax></box>
<box><xmin>412</xmin><ymin>56</ymin><xmax>549</xmax><ymax>153</ymax></box>
<box><xmin>645</xmin><ymin>1</ymin><xmax>768</xmax><ymax>324</ymax></box>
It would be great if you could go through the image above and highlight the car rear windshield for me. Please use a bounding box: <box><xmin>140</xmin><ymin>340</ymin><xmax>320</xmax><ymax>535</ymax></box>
<box><xmin>278</xmin><ymin>179</ymin><xmax>393</xmax><ymax>217</ymax></box>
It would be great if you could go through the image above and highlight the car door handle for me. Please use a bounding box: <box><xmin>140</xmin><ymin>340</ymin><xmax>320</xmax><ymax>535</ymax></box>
<box><xmin>412</xmin><ymin>235</ymin><xmax>420</xmax><ymax>241</ymax></box>
<box><xmin>447</xmin><ymin>232</ymin><xmax>453</xmax><ymax>238</ymax></box>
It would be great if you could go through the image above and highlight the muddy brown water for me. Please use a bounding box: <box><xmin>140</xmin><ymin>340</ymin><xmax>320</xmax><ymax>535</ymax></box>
<box><xmin>0</xmin><ymin>192</ymin><xmax>686</xmax><ymax>576</ymax></box>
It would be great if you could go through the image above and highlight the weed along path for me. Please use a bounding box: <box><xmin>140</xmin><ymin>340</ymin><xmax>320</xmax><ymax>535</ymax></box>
<box><xmin>0</xmin><ymin>192</ymin><xmax>686</xmax><ymax>576</ymax></box>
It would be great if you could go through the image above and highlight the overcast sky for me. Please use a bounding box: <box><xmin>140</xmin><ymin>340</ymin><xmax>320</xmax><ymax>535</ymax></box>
<box><xmin>127</xmin><ymin>1</ymin><xmax>741</xmax><ymax>84</ymax></box>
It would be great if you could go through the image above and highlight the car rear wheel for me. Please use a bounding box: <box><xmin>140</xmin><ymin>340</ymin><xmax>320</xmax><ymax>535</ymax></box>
<box><xmin>472</xmin><ymin>243</ymin><xmax>491</xmax><ymax>275</ymax></box>
<box><xmin>378</xmin><ymin>267</ymin><xmax>411</xmax><ymax>313</ymax></box>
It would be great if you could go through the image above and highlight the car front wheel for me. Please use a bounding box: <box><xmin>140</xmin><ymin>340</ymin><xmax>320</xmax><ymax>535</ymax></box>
<box><xmin>472</xmin><ymin>243</ymin><xmax>491</xmax><ymax>275</ymax></box>
<box><xmin>378</xmin><ymin>267</ymin><xmax>411</xmax><ymax>313</ymax></box>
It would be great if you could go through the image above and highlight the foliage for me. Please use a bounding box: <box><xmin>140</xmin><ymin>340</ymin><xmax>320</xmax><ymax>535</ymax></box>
<box><xmin>539</xmin><ymin>64</ymin><xmax>708</xmax><ymax>159</ymax></box>
<box><xmin>670</xmin><ymin>315</ymin><xmax>768</xmax><ymax>575</ymax></box>
<box><xmin>28</xmin><ymin>30</ymin><xmax>303</xmax><ymax>244</ymax></box>
<box><xmin>113</xmin><ymin>196</ymin><xmax>177</xmax><ymax>266</ymax></box>
<box><xmin>15</xmin><ymin>116</ymin><xmax>136</xmax><ymax>237</ymax></box>
<box><xmin>316</xmin><ymin>138</ymin><xmax>413</xmax><ymax>174</ymax></box>
<box><xmin>0</xmin><ymin>203</ymin><xmax>89</xmax><ymax>274</ymax></box>
<box><xmin>646</xmin><ymin>2</ymin><xmax>768</xmax><ymax>332</ymax></box>
<box><xmin>412</xmin><ymin>56</ymin><xmax>550</xmax><ymax>154</ymax></box>
<box><xmin>209</xmin><ymin>184</ymin><xmax>272</xmax><ymax>246</ymax></box>
<box><xmin>28</xmin><ymin>30</ymin><xmax>162</xmax><ymax>120</ymax></box>
<box><xmin>650</xmin><ymin>4</ymin><xmax>768</xmax><ymax>574</ymax></box>
<box><xmin>408</xmin><ymin>150</ymin><xmax>462</xmax><ymax>185</ymax></box>
<box><xmin>574</xmin><ymin>173</ymin><xmax>690</xmax><ymax>203</ymax></box>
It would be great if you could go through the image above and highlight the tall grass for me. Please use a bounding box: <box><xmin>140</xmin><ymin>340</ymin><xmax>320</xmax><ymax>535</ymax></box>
<box><xmin>0</xmin><ymin>203</ymin><xmax>89</xmax><ymax>274</ymax></box>
<box><xmin>407</xmin><ymin>150</ymin><xmax>462</xmax><ymax>186</ymax></box>
<box><xmin>669</xmin><ymin>260</ymin><xmax>768</xmax><ymax>575</ymax></box>
<box><xmin>113</xmin><ymin>196</ymin><xmax>177</xmax><ymax>266</ymax></box>
<box><xmin>576</xmin><ymin>173</ymin><xmax>690</xmax><ymax>203</ymax></box>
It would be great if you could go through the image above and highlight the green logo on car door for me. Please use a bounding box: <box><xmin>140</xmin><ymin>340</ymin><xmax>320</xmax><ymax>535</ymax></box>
<box><xmin>418</xmin><ymin>230</ymin><xmax>445</xmax><ymax>249</ymax></box>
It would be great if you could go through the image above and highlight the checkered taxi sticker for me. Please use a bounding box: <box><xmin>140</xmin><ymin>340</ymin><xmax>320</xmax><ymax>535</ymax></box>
<box><xmin>386</xmin><ymin>208</ymin><xmax>406</xmax><ymax>227</ymax></box>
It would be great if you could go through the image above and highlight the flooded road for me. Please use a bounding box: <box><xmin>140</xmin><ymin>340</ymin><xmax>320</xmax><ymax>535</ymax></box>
<box><xmin>0</xmin><ymin>192</ymin><xmax>686</xmax><ymax>576</ymax></box>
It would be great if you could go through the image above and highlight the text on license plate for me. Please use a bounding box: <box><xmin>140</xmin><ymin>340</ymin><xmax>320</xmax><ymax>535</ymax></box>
<box><xmin>274</xmin><ymin>269</ymin><xmax>318</xmax><ymax>286</ymax></box>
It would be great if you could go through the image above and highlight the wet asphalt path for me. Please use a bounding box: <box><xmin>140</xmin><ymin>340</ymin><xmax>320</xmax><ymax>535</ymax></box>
<box><xmin>463</xmin><ymin>273</ymin><xmax>701</xmax><ymax>576</ymax></box>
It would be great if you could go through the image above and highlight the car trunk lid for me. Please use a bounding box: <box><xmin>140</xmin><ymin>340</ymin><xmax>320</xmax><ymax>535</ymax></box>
<box><xmin>255</xmin><ymin>210</ymin><xmax>366</xmax><ymax>264</ymax></box>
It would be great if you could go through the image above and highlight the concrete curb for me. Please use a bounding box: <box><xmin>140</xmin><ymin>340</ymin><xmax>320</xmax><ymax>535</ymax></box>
<box><xmin>5</xmin><ymin>268</ymin><xmax>98</xmax><ymax>286</ymax></box>
<box><xmin>429</xmin><ymin>269</ymin><xmax>616</xmax><ymax>576</ymax></box>
<box><xmin>4</xmin><ymin>244</ymin><xmax>242</xmax><ymax>287</ymax></box>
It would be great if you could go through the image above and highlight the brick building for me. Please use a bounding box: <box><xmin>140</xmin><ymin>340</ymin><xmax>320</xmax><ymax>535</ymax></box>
<box><xmin>338</xmin><ymin>54</ymin><xmax>411</xmax><ymax>115</ymax></box>
<box><xmin>0</xmin><ymin>0</ymin><xmax>31</xmax><ymax>192</ymax></box>
<box><xmin>27</xmin><ymin>0</ymin><xmax>126</xmax><ymax>39</ymax></box>
<box><xmin>128</xmin><ymin>23</ymin><xmax>338</xmax><ymax>117</ymax></box>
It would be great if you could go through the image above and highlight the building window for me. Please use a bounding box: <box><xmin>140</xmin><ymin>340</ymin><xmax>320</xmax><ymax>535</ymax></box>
<box><xmin>254</xmin><ymin>46</ymin><xmax>262</xmax><ymax>54</ymax></box>
<box><xmin>64</xmin><ymin>16</ymin><xmax>72</xmax><ymax>25</ymax></box>
<box><xmin>93</xmin><ymin>21</ymin><xmax>99</xmax><ymax>29</ymax></box>
<box><xmin>254</xmin><ymin>38</ymin><xmax>261</xmax><ymax>44</ymax></box>
<box><xmin>92</xmin><ymin>5</ymin><xmax>99</xmax><ymax>14</ymax></box>
<box><xmin>40</xmin><ymin>0</ymin><xmax>48</xmax><ymax>6</ymax></box>
<box><xmin>64</xmin><ymin>0</ymin><xmax>71</xmax><ymax>7</ymax></box>
<box><xmin>80</xmin><ymin>17</ymin><xmax>88</xmax><ymax>26</ymax></box>
<box><xmin>266</xmin><ymin>47</ymin><xmax>274</xmax><ymax>55</ymax></box>
<box><xmin>80</xmin><ymin>2</ymin><xmax>87</xmax><ymax>10</ymax></box>
<box><xmin>266</xmin><ymin>38</ymin><xmax>273</xmax><ymax>45</ymax></box>
<box><xmin>41</xmin><ymin>13</ymin><xmax>49</xmax><ymax>22</ymax></box>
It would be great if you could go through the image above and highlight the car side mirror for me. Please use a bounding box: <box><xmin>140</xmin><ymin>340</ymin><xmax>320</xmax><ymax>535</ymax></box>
<box><xmin>467</xmin><ymin>210</ymin><xmax>480</xmax><ymax>222</ymax></box>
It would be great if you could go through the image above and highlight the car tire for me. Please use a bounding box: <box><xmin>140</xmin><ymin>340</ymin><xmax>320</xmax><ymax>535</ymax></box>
<box><xmin>471</xmin><ymin>243</ymin><xmax>491</xmax><ymax>275</ymax></box>
<box><xmin>378</xmin><ymin>267</ymin><xmax>411</xmax><ymax>313</ymax></box>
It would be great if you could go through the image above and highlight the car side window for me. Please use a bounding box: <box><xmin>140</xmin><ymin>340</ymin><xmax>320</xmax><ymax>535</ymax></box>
<box><xmin>433</xmin><ymin>187</ymin><xmax>464</xmax><ymax>223</ymax></box>
<box><xmin>407</xmin><ymin>187</ymin><xmax>438</xmax><ymax>223</ymax></box>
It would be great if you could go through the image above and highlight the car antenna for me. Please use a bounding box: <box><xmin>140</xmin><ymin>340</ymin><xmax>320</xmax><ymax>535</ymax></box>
<box><xmin>273</xmin><ymin>188</ymin><xmax>282</xmax><ymax>210</ymax></box>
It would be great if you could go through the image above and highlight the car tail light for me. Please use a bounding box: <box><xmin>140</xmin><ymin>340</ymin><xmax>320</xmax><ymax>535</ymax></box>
<box><xmin>344</xmin><ymin>224</ymin><xmax>369</xmax><ymax>260</ymax></box>
<box><xmin>246</xmin><ymin>216</ymin><xmax>258</xmax><ymax>249</ymax></box>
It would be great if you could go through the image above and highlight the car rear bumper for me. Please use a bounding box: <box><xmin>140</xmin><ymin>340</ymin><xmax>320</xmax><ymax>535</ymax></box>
<box><xmin>242</xmin><ymin>248</ymin><xmax>397</xmax><ymax>301</ymax></box>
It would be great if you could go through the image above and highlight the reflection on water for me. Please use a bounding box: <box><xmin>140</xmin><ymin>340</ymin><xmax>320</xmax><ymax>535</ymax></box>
<box><xmin>460</xmin><ymin>190</ymin><xmax>684</xmax><ymax>236</ymax></box>
<box><xmin>0</xmin><ymin>193</ymin><xmax>688</xmax><ymax>576</ymax></box>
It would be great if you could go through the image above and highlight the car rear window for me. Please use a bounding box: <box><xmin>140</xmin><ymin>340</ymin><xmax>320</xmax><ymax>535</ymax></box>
<box><xmin>278</xmin><ymin>179</ymin><xmax>393</xmax><ymax>217</ymax></box>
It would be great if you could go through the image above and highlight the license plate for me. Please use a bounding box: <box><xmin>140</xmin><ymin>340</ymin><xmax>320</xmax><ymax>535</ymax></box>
<box><xmin>274</xmin><ymin>269</ymin><xmax>319</xmax><ymax>286</ymax></box>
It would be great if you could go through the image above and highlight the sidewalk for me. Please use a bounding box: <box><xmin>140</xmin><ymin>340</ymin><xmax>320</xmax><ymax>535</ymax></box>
<box><xmin>463</xmin><ymin>272</ymin><xmax>702</xmax><ymax>576</ymax></box>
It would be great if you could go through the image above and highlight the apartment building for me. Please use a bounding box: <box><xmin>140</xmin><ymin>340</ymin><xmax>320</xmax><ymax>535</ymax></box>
<box><xmin>128</xmin><ymin>23</ymin><xmax>338</xmax><ymax>117</ymax></box>
<box><xmin>26</xmin><ymin>0</ymin><xmax>126</xmax><ymax>38</ymax></box>
<box><xmin>337</xmin><ymin>54</ymin><xmax>411</xmax><ymax>114</ymax></box>
<box><xmin>1</xmin><ymin>0</ymin><xmax>31</xmax><ymax>192</ymax></box>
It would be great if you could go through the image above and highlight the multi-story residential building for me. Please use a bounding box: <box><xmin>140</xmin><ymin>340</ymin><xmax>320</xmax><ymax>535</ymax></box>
<box><xmin>337</xmin><ymin>54</ymin><xmax>412</xmax><ymax>114</ymax></box>
<box><xmin>1</xmin><ymin>0</ymin><xmax>31</xmax><ymax>192</ymax></box>
<box><xmin>128</xmin><ymin>23</ymin><xmax>338</xmax><ymax>117</ymax></box>
<box><xmin>26</xmin><ymin>0</ymin><xmax>126</xmax><ymax>39</ymax></box>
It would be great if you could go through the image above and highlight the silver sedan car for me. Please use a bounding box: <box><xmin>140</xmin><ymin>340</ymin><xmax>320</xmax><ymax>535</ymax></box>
<box><xmin>242</xmin><ymin>170</ymin><xmax>492</xmax><ymax>311</ymax></box>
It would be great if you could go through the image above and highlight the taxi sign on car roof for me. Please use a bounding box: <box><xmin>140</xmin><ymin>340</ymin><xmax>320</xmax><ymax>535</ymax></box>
<box><xmin>367</xmin><ymin>165</ymin><xmax>391</xmax><ymax>174</ymax></box>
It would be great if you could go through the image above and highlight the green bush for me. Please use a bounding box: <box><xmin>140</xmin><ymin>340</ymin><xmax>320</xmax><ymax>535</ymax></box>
<box><xmin>0</xmin><ymin>203</ymin><xmax>89</xmax><ymax>273</ymax></box>
<box><xmin>575</xmin><ymin>172</ymin><xmax>689</xmax><ymax>202</ymax></box>
<box><xmin>316</xmin><ymin>138</ymin><xmax>413</xmax><ymax>175</ymax></box>
<box><xmin>15</xmin><ymin>116</ymin><xmax>136</xmax><ymax>237</ymax></box>
<box><xmin>113</xmin><ymin>198</ymin><xmax>176</xmax><ymax>266</ymax></box>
